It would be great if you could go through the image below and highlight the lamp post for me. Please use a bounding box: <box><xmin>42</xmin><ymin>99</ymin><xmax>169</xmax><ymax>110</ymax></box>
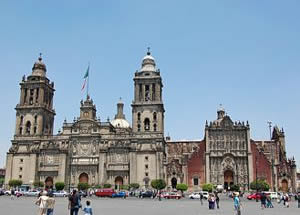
<box><xmin>267</xmin><ymin>121</ymin><xmax>275</xmax><ymax>192</ymax></box>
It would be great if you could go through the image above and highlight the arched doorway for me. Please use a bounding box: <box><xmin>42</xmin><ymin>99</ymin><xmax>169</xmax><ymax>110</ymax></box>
<box><xmin>171</xmin><ymin>177</ymin><xmax>177</xmax><ymax>189</ymax></box>
<box><xmin>79</xmin><ymin>173</ymin><xmax>89</xmax><ymax>183</ymax></box>
<box><xmin>224</xmin><ymin>170</ymin><xmax>234</xmax><ymax>190</ymax></box>
<box><xmin>45</xmin><ymin>177</ymin><xmax>53</xmax><ymax>189</ymax></box>
<box><xmin>115</xmin><ymin>176</ymin><xmax>123</xmax><ymax>190</ymax></box>
<box><xmin>281</xmin><ymin>179</ymin><xmax>288</xmax><ymax>192</ymax></box>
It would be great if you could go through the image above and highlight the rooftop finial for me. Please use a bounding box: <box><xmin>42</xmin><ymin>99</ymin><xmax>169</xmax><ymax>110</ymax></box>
<box><xmin>39</xmin><ymin>53</ymin><xmax>42</xmax><ymax>61</ymax></box>
<box><xmin>147</xmin><ymin>47</ymin><xmax>151</xmax><ymax>55</ymax></box>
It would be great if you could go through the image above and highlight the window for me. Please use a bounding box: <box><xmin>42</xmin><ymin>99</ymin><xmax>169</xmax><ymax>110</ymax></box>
<box><xmin>145</xmin><ymin>156</ymin><xmax>149</xmax><ymax>161</ymax></box>
<box><xmin>193</xmin><ymin>178</ymin><xmax>199</xmax><ymax>186</ymax></box>
<box><xmin>152</xmin><ymin>83</ymin><xmax>156</xmax><ymax>101</ymax></box>
<box><xmin>145</xmin><ymin>164</ymin><xmax>148</xmax><ymax>169</ymax></box>
<box><xmin>19</xmin><ymin>175</ymin><xmax>22</xmax><ymax>179</ymax></box>
<box><xmin>137</xmin><ymin>113</ymin><xmax>141</xmax><ymax>121</ymax></box>
<box><xmin>153</xmin><ymin>112</ymin><xmax>157</xmax><ymax>121</ymax></box>
<box><xmin>153</xmin><ymin>124</ymin><xmax>157</xmax><ymax>132</ymax></box>
<box><xmin>19</xmin><ymin>167</ymin><xmax>23</xmax><ymax>171</ymax></box>
<box><xmin>145</xmin><ymin>172</ymin><xmax>148</xmax><ymax>177</ymax></box>
<box><xmin>137</xmin><ymin>124</ymin><xmax>141</xmax><ymax>132</ymax></box>
<box><xmin>19</xmin><ymin>127</ymin><xmax>23</xmax><ymax>135</ymax></box>
<box><xmin>145</xmin><ymin>85</ymin><xmax>150</xmax><ymax>101</ymax></box>
<box><xmin>34</xmin><ymin>115</ymin><xmax>37</xmax><ymax>124</ymax></box>
<box><xmin>34</xmin><ymin>127</ymin><xmax>37</xmax><ymax>134</ymax></box>
<box><xmin>25</xmin><ymin>121</ymin><xmax>31</xmax><ymax>134</ymax></box>
<box><xmin>20</xmin><ymin>116</ymin><xmax>24</xmax><ymax>125</ymax></box>
<box><xmin>20</xmin><ymin>159</ymin><xmax>23</xmax><ymax>163</ymax></box>
<box><xmin>144</xmin><ymin>118</ymin><xmax>150</xmax><ymax>131</ymax></box>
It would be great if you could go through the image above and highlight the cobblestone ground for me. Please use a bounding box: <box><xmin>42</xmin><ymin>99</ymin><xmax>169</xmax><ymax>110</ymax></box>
<box><xmin>0</xmin><ymin>195</ymin><xmax>299</xmax><ymax>215</ymax></box>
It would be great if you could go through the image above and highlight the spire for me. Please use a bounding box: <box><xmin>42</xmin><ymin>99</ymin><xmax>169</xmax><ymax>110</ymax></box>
<box><xmin>217</xmin><ymin>104</ymin><xmax>225</xmax><ymax>119</ymax></box>
<box><xmin>115</xmin><ymin>97</ymin><xmax>125</xmax><ymax>119</ymax></box>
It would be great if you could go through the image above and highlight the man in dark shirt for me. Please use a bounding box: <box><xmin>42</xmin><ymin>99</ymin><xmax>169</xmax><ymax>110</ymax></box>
<box><xmin>68</xmin><ymin>190</ymin><xmax>81</xmax><ymax>215</ymax></box>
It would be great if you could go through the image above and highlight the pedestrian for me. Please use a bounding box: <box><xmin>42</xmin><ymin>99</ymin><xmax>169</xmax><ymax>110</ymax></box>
<box><xmin>260</xmin><ymin>193</ymin><xmax>267</xmax><ymax>209</ymax></box>
<box><xmin>266</xmin><ymin>195</ymin><xmax>273</xmax><ymax>208</ymax></box>
<box><xmin>215</xmin><ymin>193</ymin><xmax>220</xmax><ymax>209</ymax></box>
<box><xmin>83</xmin><ymin>200</ymin><xmax>93</xmax><ymax>215</ymax></box>
<box><xmin>233</xmin><ymin>192</ymin><xmax>241</xmax><ymax>215</ymax></box>
<box><xmin>46</xmin><ymin>192</ymin><xmax>55</xmax><ymax>215</ymax></box>
<box><xmin>285</xmin><ymin>194</ymin><xmax>290</xmax><ymax>208</ymax></box>
<box><xmin>35</xmin><ymin>191</ymin><xmax>49</xmax><ymax>215</ymax></box>
<box><xmin>10</xmin><ymin>189</ymin><xmax>15</xmax><ymax>200</ymax></box>
<box><xmin>297</xmin><ymin>192</ymin><xmax>300</xmax><ymax>208</ymax></box>
<box><xmin>200</xmin><ymin>192</ymin><xmax>203</xmax><ymax>205</ymax></box>
<box><xmin>68</xmin><ymin>190</ymin><xmax>81</xmax><ymax>215</ymax></box>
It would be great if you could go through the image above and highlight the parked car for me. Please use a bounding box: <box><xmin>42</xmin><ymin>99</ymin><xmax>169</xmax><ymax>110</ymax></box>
<box><xmin>189</xmin><ymin>192</ymin><xmax>201</xmax><ymax>199</ymax></box>
<box><xmin>95</xmin><ymin>188</ymin><xmax>116</xmax><ymax>197</ymax></box>
<box><xmin>24</xmin><ymin>190</ymin><xmax>40</xmax><ymax>197</ymax></box>
<box><xmin>264</xmin><ymin>192</ymin><xmax>278</xmax><ymax>199</ymax></box>
<box><xmin>141</xmin><ymin>191</ymin><xmax>154</xmax><ymax>198</ymax></box>
<box><xmin>53</xmin><ymin>190</ymin><xmax>68</xmax><ymax>197</ymax></box>
<box><xmin>0</xmin><ymin>189</ymin><xmax>5</xmax><ymax>196</ymax></box>
<box><xmin>164</xmin><ymin>192</ymin><xmax>182</xmax><ymax>199</ymax></box>
<box><xmin>247</xmin><ymin>193</ymin><xmax>262</xmax><ymax>200</ymax></box>
<box><xmin>112</xmin><ymin>191</ymin><xmax>127</xmax><ymax>198</ymax></box>
<box><xmin>201</xmin><ymin>191</ymin><xmax>209</xmax><ymax>199</ymax></box>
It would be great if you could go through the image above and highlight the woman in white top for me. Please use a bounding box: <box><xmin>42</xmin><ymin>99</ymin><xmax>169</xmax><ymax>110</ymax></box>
<box><xmin>35</xmin><ymin>191</ymin><xmax>49</xmax><ymax>215</ymax></box>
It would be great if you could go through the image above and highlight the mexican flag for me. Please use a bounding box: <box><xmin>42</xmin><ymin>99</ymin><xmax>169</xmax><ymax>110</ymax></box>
<box><xmin>81</xmin><ymin>66</ymin><xmax>89</xmax><ymax>91</ymax></box>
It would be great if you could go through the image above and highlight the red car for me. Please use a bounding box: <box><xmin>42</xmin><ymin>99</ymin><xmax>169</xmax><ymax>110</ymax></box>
<box><xmin>95</xmin><ymin>188</ymin><xmax>116</xmax><ymax>197</ymax></box>
<box><xmin>247</xmin><ymin>193</ymin><xmax>262</xmax><ymax>200</ymax></box>
<box><xmin>163</xmin><ymin>192</ymin><xmax>182</xmax><ymax>199</ymax></box>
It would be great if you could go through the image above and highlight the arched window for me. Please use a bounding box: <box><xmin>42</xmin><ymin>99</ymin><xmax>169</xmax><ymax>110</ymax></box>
<box><xmin>144</xmin><ymin>118</ymin><xmax>150</xmax><ymax>131</ymax></box>
<box><xmin>25</xmin><ymin>121</ymin><xmax>31</xmax><ymax>134</ymax></box>
<box><xmin>34</xmin><ymin>115</ymin><xmax>37</xmax><ymax>124</ymax></box>
<box><xmin>19</xmin><ymin>127</ymin><xmax>23</xmax><ymax>135</ymax></box>
<box><xmin>153</xmin><ymin>124</ymin><xmax>157</xmax><ymax>132</ymax></box>
<box><xmin>34</xmin><ymin>126</ymin><xmax>37</xmax><ymax>134</ymax></box>
<box><xmin>20</xmin><ymin>116</ymin><xmax>24</xmax><ymax>125</ymax></box>
<box><xmin>137</xmin><ymin>124</ymin><xmax>141</xmax><ymax>132</ymax></box>
<box><xmin>137</xmin><ymin>112</ymin><xmax>141</xmax><ymax>121</ymax></box>
<box><xmin>153</xmin><ymin>112</ymin><xmax>157</xmax><ymax>121</ymax></box>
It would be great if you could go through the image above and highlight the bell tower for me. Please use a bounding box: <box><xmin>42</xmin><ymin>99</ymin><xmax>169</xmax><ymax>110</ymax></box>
<box><xmin>15</xmin><ymin>55</ymin><xmax>55</xmax><ymax>136</ymax></box>
<box><xmin>131</xmin><ymin>49</ymin><xmax>165</xmax><ymax>134</ymax></box>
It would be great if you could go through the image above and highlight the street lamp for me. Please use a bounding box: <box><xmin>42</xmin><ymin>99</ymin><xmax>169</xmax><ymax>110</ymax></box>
<box><xmin>267</xmin><ymin>121</ymin><xmax>276</xmax><ymax>192</ymax></box>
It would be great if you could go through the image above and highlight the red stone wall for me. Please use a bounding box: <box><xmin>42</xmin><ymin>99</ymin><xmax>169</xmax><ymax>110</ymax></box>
<box><xmin>187</xmin><ymin>141</ymin><xmax>206</xmax><ymax>188</ymax></box>
<box><xmin>251</xmin><ymin>141</ymin><xmax>272</xmax><ymax>186</ymax></box>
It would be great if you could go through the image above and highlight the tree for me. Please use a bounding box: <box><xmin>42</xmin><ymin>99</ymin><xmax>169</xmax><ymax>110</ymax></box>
<box><xmin>78</xmin><ymin>182</ymin><xmax>89</xmax><ymax>191</ymax></box>
<box><xmin>120</xmin><ymin>185</ymin><xmax>129</xmax><ymax>190</ymax></box>
<box><xmin>176</xmin><ymin>183</ymin><xmax>188</xmax><ymax>194</ymax></box>
<box><xmin>151</xmin><ymin>179</ymin><xmax>166</xmax><ymax>191</ymax></box>
<box><xmin>0</xmin><ymin>178</ymin><xmax>5</xmax><ymax>186</ymax></box>
<box><xmin>230</xmin><ymin>184</ymin><xmax>240</xmax><ymax>192</ymax></box>
<box><xmin>94</xmin><ymin>184</ymin><xmax>102</xmax><ymax>189</ymax></box>
<box><xmin>250</xmin><ymin>180</ymin><xmax>270</xmax><ymax>191</ymax></box>
<box><xmin>33</xmin><ymin>181</ymin><xmax>44</xmax><ymax>188</ymax></box>
<box><xmin>202</xmin><ymin>183</ymin><xmax>214</xmax><ymax>192</ymax></box>
<box><xmin>55</xmin><ymin>182</ymin><xmax>65</xmax><ymax>191</ymax></box>
<box><xmin>129</xmin><ymin>183</ymin><xmax>140</xmax><ymax>190</ymax></box>
<box><xmin>8</xmin><ymin>179</ymin><xmax>22</xmax><ymax>188</ymax></box>
<box><xmin>103</xmin><ymin>183</ymin><xmax>112</xmax><ymax>188</ymax></box>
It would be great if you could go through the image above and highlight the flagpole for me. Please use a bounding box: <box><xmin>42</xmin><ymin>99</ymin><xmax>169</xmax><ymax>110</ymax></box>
<box><xmin>87</xmin><ymin>62</ymin><xmax>90</xmax><ymax>99</ymax></box>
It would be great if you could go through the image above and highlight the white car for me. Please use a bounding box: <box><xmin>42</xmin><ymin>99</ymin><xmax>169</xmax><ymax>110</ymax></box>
<box><xmin>189</xmin><ymin>192</ymin><xmax>201</xmax><ymax>199</ymax></box>
<box><xmin>264</xmin><ymin>192</ymin><xmax>279</xmax><ymax>199</ymax></box>
<box><xmin>53</xmin><ymin>190</ymin><xmax>68</xmax><ymax>197</ymax></box>
<box><xmin>201</xmin><ymin>191</ymin><xmax>209</xmax><ymax>199</ymax></box>
<box><xmin>24</xmin><ymin>190</ymin><xmax>40</xmax><ymax>196</ymax></box>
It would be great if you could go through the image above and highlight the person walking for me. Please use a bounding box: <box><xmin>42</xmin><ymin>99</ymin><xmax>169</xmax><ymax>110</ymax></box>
<box><xmin>260</xmin><ymin>193</ymin><xmax>267</xmax><ymax>209</ymax></box>
<box><xmin>83</xmin><ymin>200</ymin><xmax>93</xmax><ymax>215</ymax></box>
<box><xmin>285</xmin><ymin>194</ymin><xmax>290</xmax><ymax>208</ymax></box>
<box><xmin>10</xmin><ymin>189</ymin><xmax>15</xmax><ymax>200</ymax></box>
<box><xmin>46</xmin><ymin>192</ymin><xmax>55</xmax><ymax>215</ymax></box>
<box><xmin>200</xmin><ymin>192</ymin><xmax>203</xmax><ymax>205</ymax></box>
<box><xmin>215</xmin><ymin>193</ymin><xmax>220</xmax><ymax>209</ymax></box>
<box><xmin>35</xmin><ymin>191</ymin><xmax>49</xmax><ymax>215</ymax></box>
<box><xmin>68</xmin><ymin>190</ymin><xmax>81</xmax><ymax>215</ymax></box>
<box><xmin>266</xmin><ymin>195</ymin><xmax>273</xmax><ymax>208</ymax></box>
<box><xmin>233</xmin><ymin>192</ymin><xmax>241</xmax><ymax>215</ymax></box>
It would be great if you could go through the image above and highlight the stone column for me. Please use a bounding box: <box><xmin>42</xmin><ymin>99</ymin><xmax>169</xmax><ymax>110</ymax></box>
<box><xmin>129</xmin><ymin>151</ymin><xmax>137</xmax><ymax>183</ymax></box>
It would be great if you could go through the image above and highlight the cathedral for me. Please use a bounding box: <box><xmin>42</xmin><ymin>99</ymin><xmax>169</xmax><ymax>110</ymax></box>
<box><xmin>5</xmin><ymin>51</ymin><xmax>297</xmax><ymax>192</ymax></box>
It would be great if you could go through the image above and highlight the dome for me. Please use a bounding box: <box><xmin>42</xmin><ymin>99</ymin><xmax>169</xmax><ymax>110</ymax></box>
<box><xmin>111</xmin><ymin>118</ymin><xmax>130</xmax><ymax>128</ymax></box>
<box><xmin>141</xmin><ymin>49</ymin><xmax>156</xmax><ymax>72</ymax></box>
<box><xmin>32</xmin><ymin>54</ymin><xmax>47</xmax><ymax>76</ymax></box>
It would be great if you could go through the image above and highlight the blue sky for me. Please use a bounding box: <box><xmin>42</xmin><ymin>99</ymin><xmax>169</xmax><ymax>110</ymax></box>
<box><xmin>0</xmin><ymin>1</ymin><xmax>299</xmax><ymax>168</ymax></box>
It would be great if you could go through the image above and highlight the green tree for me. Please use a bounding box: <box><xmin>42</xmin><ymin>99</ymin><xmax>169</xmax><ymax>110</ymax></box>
<box><xmin>202</xmin><ymin>183</ymin><xmax>214</xmax><ymax>192</ymax></box>
<box><xmin>250</xmin><ymin>180</ymin><xmax>270</xmax><ymax>191</ymax></box>
<box><xmin>94</xmin><ymin>184</ymin><xmax>102</xmax><ymax>189</ymax></box>
<box><xmin>8</xmin><ymin>179</ymin><xmax>22</xmax><ymax>188</ymax></box>
<box><xmin>103</xmin><ymin>183</ymin><xmax>112</xmax><ymax>188</ymax></box>
<box><xmin>0</xmin><ymin>178</ymin><xmax>5</xmax><ymax>186</ymax></box>
<box><xmin>129</xmin><ymin>183</ymin><xmax>140</xmax><ymax>190</ymax></box>
<box><xmin>120</xmin><ymin>185</ymin><xmax>129</xmax><ymax>190</ymax></box>
<box><xmin>176</xmin><ymin>183</ymin><xmax>188</xmax><ymax>194</ymax></box>
<box><xmin>33</xmin><ymin>181</ymin><xmax>44</xmax><ymax>188</ymax></box>
<box><xmin>230</xmin><ymin>184</ymin><xmax>240</xmax><ymax>192</ymax></box>
<box><xmin>55</xmin><ymin>182</ymin><xmax>65</xmax><ymax>191</ymax></box>
<box><xmin>151</xmin><ymin>179</ymin><xmax>166</xmax><ymax>191</ymax></box>
<box><xmin>78</xmin><ymin>182</ymin><xmax>90</xmax><ymax>191</ymax></box>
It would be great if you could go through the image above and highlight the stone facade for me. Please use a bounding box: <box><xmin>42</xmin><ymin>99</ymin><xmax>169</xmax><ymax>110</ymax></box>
<box><xmin>5</xmin><ymin>52</ymin><xmax>297</xmax><ymax>192</ymax></box>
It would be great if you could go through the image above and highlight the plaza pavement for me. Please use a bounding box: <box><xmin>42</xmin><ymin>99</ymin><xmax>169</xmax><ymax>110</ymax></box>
<box><xmin>0</xmin><ymin>195</ymin><xmax>299</xmax><ymax>215</ymax></box>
